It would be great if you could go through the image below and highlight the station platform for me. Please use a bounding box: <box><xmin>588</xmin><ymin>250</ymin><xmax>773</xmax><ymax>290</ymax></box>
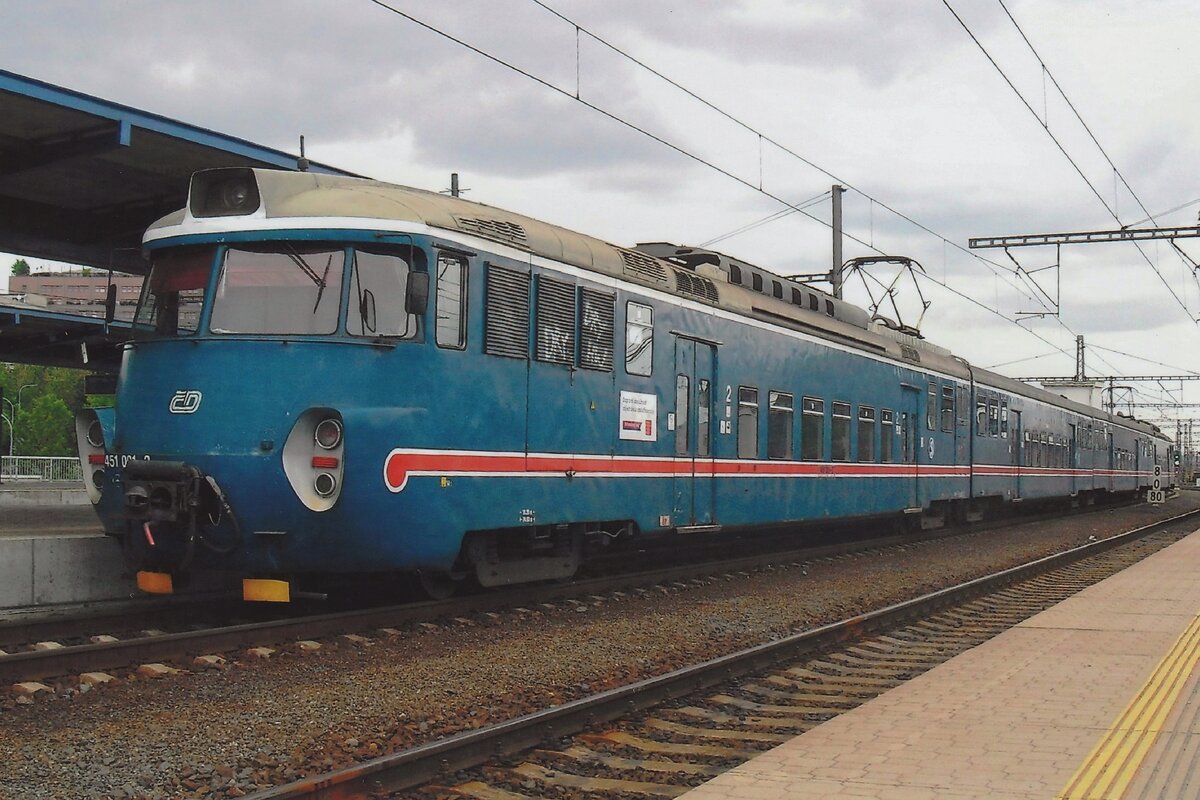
<box><xmin>0</xmin><ymin>481</ymin><xmax>129</xmax><ymax>607</ymax></box>
<box><xmin>680</xmin><ymin>528</ymin><xmax>1200</xmax><ymax>799</ymax></box>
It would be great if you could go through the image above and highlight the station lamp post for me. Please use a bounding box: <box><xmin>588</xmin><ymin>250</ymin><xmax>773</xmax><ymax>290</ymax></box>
<box><xmin>16</xmin><ymin>382</ymin><xmax>35</xmax><ymax>412</ymax></box>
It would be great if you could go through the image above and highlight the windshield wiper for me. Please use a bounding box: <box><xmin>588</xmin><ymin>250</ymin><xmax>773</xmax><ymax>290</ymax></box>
<box><xmin>282</xmin><ymin>244</ymin><xmax>325</xmax><ymax>288</ymax></box>
<box><xmin>312</xmin><ymin>253</ymin><xmax>333</xmax><ymax>313</ymax></box>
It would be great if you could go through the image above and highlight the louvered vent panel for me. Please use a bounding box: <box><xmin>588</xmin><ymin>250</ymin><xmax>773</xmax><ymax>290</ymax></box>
<box><xmin>485</xmin><ymin>264</ymin><xmax>530</xmax><ymax>359</ymax></box>
<box><xmin>674</xmin><ymin>269</ymin><xmax>719</xmax><ymax>303</ymax></box>
<box><xmin>457</xmin><ymin>217</ymin><xmax>530</xmax><ymax>248</ymax></box>
<box><xmin>579</xmin><ymin>288</ymin><xmax>615</xmax><ymax>372</ymax></box>
<box><xmin>620</xmin><ymin>250</ymin><xmax>670</xmax><ymax>286</ymax></box>
<box><xmin>535</xmin><ymin>276</ymin><xmax>576</xmax><ymax>365</ymax></box>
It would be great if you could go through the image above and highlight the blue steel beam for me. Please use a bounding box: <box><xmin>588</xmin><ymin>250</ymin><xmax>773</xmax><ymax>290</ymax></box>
<box><xmin>0</xmin><ymin>69</ymin><xmax>359</xmax><ymax>177</ymax></box>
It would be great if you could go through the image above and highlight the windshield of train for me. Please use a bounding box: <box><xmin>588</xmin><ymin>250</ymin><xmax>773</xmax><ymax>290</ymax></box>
<box><xmin>209</xmin><ymin>245</ymin><xmax>345</xmax><ymax>335</ymax></box>
<box><xmin>134</xmin><ymin>247</ymin><xmax>213</xmax><ymax>336</ymax></box>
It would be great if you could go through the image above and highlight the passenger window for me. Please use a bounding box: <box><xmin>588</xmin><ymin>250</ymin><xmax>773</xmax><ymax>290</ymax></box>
<box><xmin>831</xmin><ymin>401</ymin><xmax>851</xmax><ymax>461</ymax></box>
<box><xmin>940</xmin><ymin>386</ymin><xmax>954</xmax><ymax>432</ymax></box>
<box><xmin>768</xmin><ymin>391</ymin><xmax>794</xmax><ymax>460</ymax></box>
<box><xmin>728</xmin><ymin>264</ymin><xmax>742</xmax><ymax>285</ymax></box>
<box><xmin>771</xmin><ymin>280</ymin><xmax>783</xmax><ymax>299</ymax></box>
<box><xmin>927</xmin><ymin>382</ymin><xmax>937</xmax><ymax>430</ymax></box>
<box><xmin>824</xmin><ymin>299</ymin><xmax>835</xmax><ymax>317</ymax></box>
<box><xmin>1000</xmin><ymin>400</ymin><xmax>1009</xmax><ymax>438</ymax></box>
<box><xmin>675</xmin><ymin>375</ymin><xmax>690</xmax><ymax>456</ymax></box>
<box><xmin>976</xmin><ymin>400</ymin><xmax>987</xmax><ymax>436</ymax></box>
<box><xmin>801</xmin><ymin>397</ymin><xmax>824</xmax><ymax>461</ymax></box>
<box><xmin>697</xmin><ymin>379</ymin><xmax>710</xmax><ymax>457</ymax></box>
<box><xmin>791</xmin><ymin>287</ymin><xmax>803</xmax><ymax>305</ymax></box>
<box><xmin>435</xmin><ymin>252</ymin><xmax>467</xmax><ymax>349</ymax></box>
<box><xmin>956</xmin><ymin>386</ymin><xmax>969</xmax><ymax>427</ymax></box>
<box><xmin>347</xmin><ymin>248</ymin><xmax>412</xmax><ymax>338</ymax></box>
<box><xmin>881</xmin><ymin>409</ymin><xmax>895</xmax><ymax>463</ymax></box>
<box><xmin>858</xmin><ymin>406</ymin><xmax>876</xmax><ymax>462</ymax></box>
<box><xmin>625</xmin><ymin>302</ymin><xmax>653</xmax><ymax>376</ymax></box>
<box><xmin>738</xmin><ymin>387</ymin><xmax>759</xmax><ymax>458</ymax></box>
<box><xmin>988</xmin><ymin>398</ymin><xmax>1000</xmax><ymax>436</ymax></box>
<box><xmin>752</xmin><ymin>273</ymin><xmax>763</xmax><ymax>292</ymax></box>
<box><xmin>808</xmin><ymin>294</ymin><xmax>819</xmax><ymax>311</ymax></box>
<box><xmin>580</xmin><ymin>288</ymin><xmax>615</xmax><ymax>371</ymax></box>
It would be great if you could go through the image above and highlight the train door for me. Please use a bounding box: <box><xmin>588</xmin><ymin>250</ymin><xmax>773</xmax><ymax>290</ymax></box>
<box><xmin>1012</xmin><ymin>410</ymin><xmax>1023</xmax><ymax>499</ymax></box>
<box><xmin>1135</xmin><ymin>439</ymin><xmax>1143</xmax><ymax>489</ymax></box>
<box><xmin>1069</xmin><ymin>423</ymin><xmax>1078</xmax><ymax>496</ymax></box>
<box><xmin>901</xmin><ymin>384</ymin><xmax>920</xmax><ymax>509</ymax></box>
<box><xmin>672</xmin><ymin>335</ymin><xmax>717</xmax><ymax>528</ymax></box>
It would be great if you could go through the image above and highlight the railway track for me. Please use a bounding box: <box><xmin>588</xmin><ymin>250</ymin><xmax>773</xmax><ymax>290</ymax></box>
<box><xmin>0</xmin><ymin>521</ymin><xmax>966</xmax><ymax>685</ymax></box>
<box><xmin>239</xmin><ymin>507</ymin><xmax>1200</xmax><ymax>800</ymax></box>
<box><xmin>0</xmin><ymin>497</ymin><xmax>1170</xmax><ymax>686</ymax></box>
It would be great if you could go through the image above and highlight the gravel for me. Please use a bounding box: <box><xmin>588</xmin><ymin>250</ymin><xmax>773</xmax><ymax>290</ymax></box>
<box><xmin>1</xmin><ymin>496</ymin><xmax>1196</xmax><ymax>800</ymax></box>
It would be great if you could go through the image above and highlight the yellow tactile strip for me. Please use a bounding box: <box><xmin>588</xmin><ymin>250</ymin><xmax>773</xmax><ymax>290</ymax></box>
<box><xmin>1058</xmin><ymin>613</ymin><xmax>1200</xmax><ymax>799</ymax></box>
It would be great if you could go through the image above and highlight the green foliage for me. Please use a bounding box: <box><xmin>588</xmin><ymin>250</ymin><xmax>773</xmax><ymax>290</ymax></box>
<box><xmin>15</xmin><ymin>395</ymin><xmax>73</xmax><ymax>456</ymax></box>
<box><xmin>11</xmin><ymin>258</ymin><xmax>31</xmax><ymax>277</ymax></box>
<box><xmin>0</xmin><ymin>363</ymin><xmax>87</xmax><ymax>456</ymax></box>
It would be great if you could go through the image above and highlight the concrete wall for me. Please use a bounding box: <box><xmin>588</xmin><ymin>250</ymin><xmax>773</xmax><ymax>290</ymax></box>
<box><xmin>0</xmin><ymin>535</ymin><xmax>134</xmax><ymax>607</ymax></box>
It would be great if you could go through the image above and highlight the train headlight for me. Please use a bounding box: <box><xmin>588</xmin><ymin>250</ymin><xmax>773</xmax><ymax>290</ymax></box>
<box><xmin>75</xmin><ymin>409</ymin><xmax>109</xmax><ymax>505</ymax></box>
<box><xmin>221</xmin><ymin>180</ymin><xmax>254</xmax><ymax>211</ymax></box>
<box><xmin>314</xmin><ymin>419</ymin><xmax>343</xmax><ymax>450</ymax></box>
<box><xmin>189</xmin><ymin>168</ymin><xmax>262</xmax><ymax>218</ymax></box>
<box><xmin>86</xmin><ymin>419</ymin><xmax>105</xmax><ymax>448</ymax></box>
<box><xmin>283</xmin><ymin>408</ymin><xmax>345</xmax><ymax>512</ymax></box>
<box><xmin>314</xmin><ymin>473</ymin><xmax>337</xmax><ymax>497</ymax></box>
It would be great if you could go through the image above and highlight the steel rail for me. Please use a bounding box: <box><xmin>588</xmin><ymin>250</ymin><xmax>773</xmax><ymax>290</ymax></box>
<box><xmin>0</xmin><ymin>498</ymin><xmax>1161</xmax><ymax>683</ymax></box>
<box><xmin>243</xmin><ymin>506</ymin><xmax>1200</xmax><ymax>799</ymax></box>
<box><xmin>0</xmin><ymin>525</ymin><xmax>941</xmax><ymax>683</ymax></box>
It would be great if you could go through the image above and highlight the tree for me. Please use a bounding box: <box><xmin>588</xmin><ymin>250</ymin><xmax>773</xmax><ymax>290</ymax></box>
<box><xmin>0</xmin><ymin>363</ymin><xmax>87</xmax><ymax>455</ymax></box>
<box><xmin>11</xmin><ymin>258</ymin><xmax>30</xmax><ymax>276</ymax></box>
<box><xmin>14</xmin><ymin>395</ymin><xmax>73</xmax><ymax>456</ymax></box>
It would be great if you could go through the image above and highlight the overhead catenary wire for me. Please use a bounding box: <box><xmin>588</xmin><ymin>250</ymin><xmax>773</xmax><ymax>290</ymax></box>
<box><xmin>996</xmin><ymin>0</ymin><xmax>1161</xmax><ymax>229</ymax></box>
<box><xmin>944</xmin><ymin>0</ymin><xmax>1194</xmax><ymax>323</ymax></box>
<box><xmin>363</xmin><ymin>0</ymin><xmax>1087</xmax><ymax>364</ymax></box>
<box><xmin>1087</xmin><ymin>344</ymin><xmax>1200</xmax><ymax>377</ymax></box>
<box><xmin>526</xmin><ymin>0</ymin><xmax>1053</xmax><ymax>312</ymax></box>
<box><xmin>698</xmin><ymin>190</ymin><xmax>831</xmax><ymax>248</ymax></box>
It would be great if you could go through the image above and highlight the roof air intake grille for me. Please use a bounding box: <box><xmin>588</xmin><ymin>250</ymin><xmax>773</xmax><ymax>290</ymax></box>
<box><xmin>673</xmin><ymin>269</ymin><xmax>719</xmax><ymax>303</ymax></box>
<box><xmin>619</xmin><ymin>250</ymin><xmax>670</xmax><ymax>286</ymax></box>
<box><xmin>456</xmin><ymin>217</ymin><xmax>529</xmax><ymax>248</ymax></box>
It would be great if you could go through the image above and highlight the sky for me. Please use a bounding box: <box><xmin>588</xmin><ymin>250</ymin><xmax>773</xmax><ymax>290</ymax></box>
<box><xmin>4</xmin><ymin>0</ymin><xmax>1200</xmax><ymax>432</ymax></box>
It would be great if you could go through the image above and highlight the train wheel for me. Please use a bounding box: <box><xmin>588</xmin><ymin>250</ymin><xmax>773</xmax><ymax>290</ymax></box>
<box><xmin>417</xmin><ymin>570</ymin><xmax>459</xmax><ymax>600</ymax></box>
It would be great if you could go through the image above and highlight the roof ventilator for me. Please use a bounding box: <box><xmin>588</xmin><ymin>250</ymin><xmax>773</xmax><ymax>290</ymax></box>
<box><xmin>455</xmin><ymin>217</ymin><xmax>529</xmax><ymax>249</ymax></box>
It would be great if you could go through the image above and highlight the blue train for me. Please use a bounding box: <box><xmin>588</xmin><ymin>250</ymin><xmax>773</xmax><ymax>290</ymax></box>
<box><xmin>75</xmin><ymin>168</ymin><xmax>1174</xmax><ymax>601</ymax></box>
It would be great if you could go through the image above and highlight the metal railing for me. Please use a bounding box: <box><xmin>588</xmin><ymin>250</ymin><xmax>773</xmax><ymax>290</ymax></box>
<box><xmin>0</xmin><ymin>456</ymin><xmax>83</xmax><ymax>482</ymax></box>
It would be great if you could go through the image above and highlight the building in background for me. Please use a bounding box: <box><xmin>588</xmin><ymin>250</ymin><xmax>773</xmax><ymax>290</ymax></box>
<box><xmin>6</xmin><ymin>272</ymin><xmax>141</xmax><ymax>321</ymax></box>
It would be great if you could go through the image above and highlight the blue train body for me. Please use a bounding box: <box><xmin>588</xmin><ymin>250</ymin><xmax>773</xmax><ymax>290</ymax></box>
<box><xmin>75</xmin><ymin>168</ymin><xmax>1174</xmax><ymax>600</ymax></box>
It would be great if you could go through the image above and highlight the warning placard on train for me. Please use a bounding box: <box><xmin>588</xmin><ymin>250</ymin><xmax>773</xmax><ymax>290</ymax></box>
<box><xmin>619</xmin><ymin>391</ymin><xmax>657</xmax><ymax>442</ymax></box>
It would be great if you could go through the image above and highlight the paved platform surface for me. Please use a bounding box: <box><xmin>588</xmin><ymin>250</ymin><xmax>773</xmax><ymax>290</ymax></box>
<box><xmin>0</xmin><ymin>479</ymin><xmax>89</xmax><ymax>508</ymax></box>
<box><xmin>680</xmin><ymin>529</ymin><xmax>1200</xmax><ymax>799</ymax></box>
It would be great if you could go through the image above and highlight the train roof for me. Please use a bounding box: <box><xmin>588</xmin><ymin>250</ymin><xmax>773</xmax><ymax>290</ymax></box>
<box><xmin>145</xmin><ymin>169</ymin><xmax>1166</xmax><ymax>442</ymax></box>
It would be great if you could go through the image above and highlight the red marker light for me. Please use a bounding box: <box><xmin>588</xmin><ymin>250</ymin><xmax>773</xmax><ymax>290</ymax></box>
<box><xmin>88</xmin><ymin>454</ymin><xmax>105</xmax><ymax>465</ymax></box>
<box><xmin>311</xmin><ymin>456</ymin><xmax>339</xmax><ymax>469</ymax></box>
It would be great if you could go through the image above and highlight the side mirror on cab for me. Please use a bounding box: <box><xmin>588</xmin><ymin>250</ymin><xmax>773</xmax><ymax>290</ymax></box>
<box><xmin>104</xmin><ymin>283</ymin><xmax>117</xmax><ymax>324</ymax></box>
<box><xmin>405</xmin><ymin>271</ymin><xmax>430</xmax><ymax>316</ymax></box>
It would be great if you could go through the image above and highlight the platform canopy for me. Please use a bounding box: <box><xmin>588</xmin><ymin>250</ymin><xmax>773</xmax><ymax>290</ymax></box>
<box><xmin>0</xmin><ymin>300</ymin><xmax>130</xmax><ymax>373</ymax></box>
<box><xmin>0</xmin><ymin>69</ymin><xmax>357</xmax><ymax>275</ymax></box>
<box><xmin>0</xmin><ymin>70</ymin><xmax>363</xmax><ymax>371</ymax></box>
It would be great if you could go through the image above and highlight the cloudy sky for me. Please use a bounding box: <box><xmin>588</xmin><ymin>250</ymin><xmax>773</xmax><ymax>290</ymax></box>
<box><xmin>5</xmin><ymin>1</ymin><xmax>1200</xmax><ymax>428</ymax></box>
